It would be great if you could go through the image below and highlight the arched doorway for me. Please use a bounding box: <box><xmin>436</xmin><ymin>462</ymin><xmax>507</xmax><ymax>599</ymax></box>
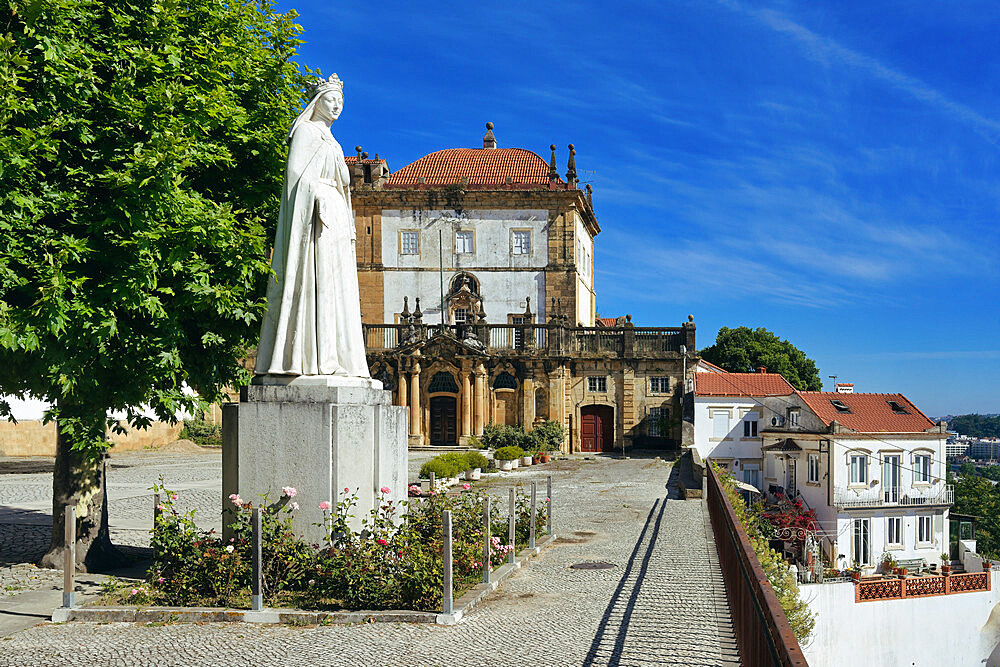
<box><xmin>581</xmin><ymin>405</ymin><xmax>614</xmax><ymax>452</ymax></box>
<box><xmin>430</xmin><ymin>396</ymin><xmax>458</xmax><ymax>446</ymax></box>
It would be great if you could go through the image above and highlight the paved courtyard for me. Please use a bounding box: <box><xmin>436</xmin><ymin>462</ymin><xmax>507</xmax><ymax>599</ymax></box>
<box><xmin>0</xmin><ymin>450</ymin><xmax>738</xmax><ymax>666</ymax></box>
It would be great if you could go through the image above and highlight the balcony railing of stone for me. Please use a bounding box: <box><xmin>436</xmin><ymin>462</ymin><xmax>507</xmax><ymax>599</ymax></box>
<box><xmin>362</xmin><ymin>322</ymin><xmax>690</xmax><ymax>358</ymax></box>
<box><xmin>832</xmin><ymin>484</ymin><xmax>954</xmax><ymax>509</ymax></box>
<box><xmin>854</xmin><ymin>571</ymin><xmax>990</xmax><ymax>603</ymax></box>
<box><xmin>706</xmin><ymin>464</ymin><xmax>808</xmax><ymax>666</ymax></box>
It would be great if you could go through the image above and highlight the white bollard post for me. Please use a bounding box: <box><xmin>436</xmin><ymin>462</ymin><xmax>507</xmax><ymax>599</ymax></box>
<box><xmin>62</xmin><ymin>505</ymin><xmax>75</xmax><ymax>608</ymax></box>
<box><xmin>443</xmin><ymin>510</ymin><xmax>453</xmax><ymax>614</ymax></box>
<box><xmin>251</xmin><ymin>507</ymin><xmax>263</xmax><ymax>611</ymax></box>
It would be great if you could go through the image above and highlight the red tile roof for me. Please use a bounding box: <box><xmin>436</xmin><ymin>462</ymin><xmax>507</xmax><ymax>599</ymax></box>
<box><xmin>695</xmin><ymin>373</ymin><xmax>796</xmax><ymax>397</ymax></box>
<box><xmin>386</xmin><ymin>148</ymin><xmax>559</xmax><ymax>187</ymax></box>
<box><xmin>596</xmin><ymin>317</ymin><xmax>619</xmax><ymax>327</ymax></box>
<box><xmin>797</xmin><ymin>392</ymin><xmax>936</xmax><ymax>433</ymax></box>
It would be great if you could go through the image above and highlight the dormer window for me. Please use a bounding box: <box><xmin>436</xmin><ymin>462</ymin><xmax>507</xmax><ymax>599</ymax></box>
<box><xmin>887</xmin><ymin>400</ymin><xmax>909</xmax><ymax>414</ymax></box>
<box><xmin>830</xmin><ymin>399</ymin><xmax>852</xmax><ymax>413</ymax></box>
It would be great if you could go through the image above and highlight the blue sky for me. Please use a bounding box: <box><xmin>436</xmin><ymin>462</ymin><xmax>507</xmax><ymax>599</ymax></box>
<box><xmin>280</xmin><ymin>0</ymin><xmax>1000</xmax><ymax>416</ymax></box>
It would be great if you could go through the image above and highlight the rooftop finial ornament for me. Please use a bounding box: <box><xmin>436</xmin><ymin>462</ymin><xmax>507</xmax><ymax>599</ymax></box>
<box><xmin>549</xmin><ymin>144</ymin><xmax>559</xmax><ymax>181</ymax></box>
<box><xmin>566</xmin><ymin>143</ymin><xmax>577</xmax><ymax>186</ymax></box>
<box><xmin>483</xmin><ymin>121</ymin><xmax>497</xmax><ymax>149</ymax></box>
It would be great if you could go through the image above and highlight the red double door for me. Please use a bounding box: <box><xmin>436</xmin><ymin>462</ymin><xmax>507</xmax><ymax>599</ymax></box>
<box><xmin>581</xmin><ymin>405</ymin><xmax>615</xmax><ymax>452</ymax></box>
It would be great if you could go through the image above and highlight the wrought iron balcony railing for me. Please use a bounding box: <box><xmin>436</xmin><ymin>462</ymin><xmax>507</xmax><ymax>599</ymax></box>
<box><xmin>833</xmin><ymin>484</ymin><xmax>953</xmax><ymax>509</ymax></box>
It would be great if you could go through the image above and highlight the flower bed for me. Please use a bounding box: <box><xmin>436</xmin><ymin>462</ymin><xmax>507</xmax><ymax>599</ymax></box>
<box><xmin>100</xmin><ymin>480</ymin><xmax>547</xmax><ymax>613</ymax></box>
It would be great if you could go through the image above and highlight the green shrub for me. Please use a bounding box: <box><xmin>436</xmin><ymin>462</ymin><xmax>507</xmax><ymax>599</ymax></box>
<box><xmin>419</xmin><ymin>457</ymin><xmax>462</xmax><ymax>479</ymax></box>
<box><xmin>481</xmin><ymin>423</ymin><xmax>530</xmax><ymax>450</ymax></box>
<box><xmin>179</xmin><ymin>417</ymin><xmax>222</xmax><ymax>447</ymax></box>
<box><xmin>441</xmin><ymin>452</ymin><xmax>470</xmax><ymax>472</ymax></box>
<box><xmin>464</xmin><ymin>451</ymin><xmax>489</xmax><ymax>470</ymax></box>
<box><xmin>528</xmin><ymin>420</ymin><xmax>565</xmax><ymax>452</ymax></box>
<box><xmin>493</xmin><ymin>446</ymin><xmax>525</xmax><ymax>461</ymax></box>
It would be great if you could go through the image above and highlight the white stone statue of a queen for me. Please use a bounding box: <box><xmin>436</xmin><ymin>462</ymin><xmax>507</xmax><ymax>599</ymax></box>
<box><xmin>255</xmin><ymin>73</ymin><xmax>371</xmax><ymax>378</ymax></box>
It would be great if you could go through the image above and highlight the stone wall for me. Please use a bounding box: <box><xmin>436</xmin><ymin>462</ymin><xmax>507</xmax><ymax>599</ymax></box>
<box><xmin>0</xmin><ymin>420</ymin><xmax>184</xmax><ymax>457</ymax></box>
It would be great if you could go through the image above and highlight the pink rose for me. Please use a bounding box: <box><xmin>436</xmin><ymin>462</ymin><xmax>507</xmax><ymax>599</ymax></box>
<box><xmin>130</xmin><ymin>588</ymin><xmax>139</xmax><ymax>596</ymax></box>
<box><xmin>344</xmin><ymin>487</ymin><xmax>349</xmax><ymax>493</ymax></box>
<box><xmin>290</xmin><ymin>502</ymin><xmax>299</xmax><ymax>511</ymax></box>
<box><xmin>170</xmin><ymin>494</ymin><xmax>178</xmax><ymax>501</ymax></box>
<box><xmin>319</xmin><ymin>501</ymin><xmax>331</xmax><ymax>511</ymax></box>
<box><xmin>156</xmin><ymin>504</ymin><xmax>165</xmax><ymax>511</ymax></box>
<box><xmin>380</xmin><ymin>486</ymin><xmax>390</xmax><ymax>494</ymax></box>
<box><xmin>281</xmin><ymin>486</ymin><xmax>297</xmax><ymax>498</ymax></box>
<box><xmin>462</xmin><ymin>484</ymin><xmax>471</xmax><ymax>491</ymax></box>
<box><xmin>378</xmin><ymin>538</ymin><xmax>388</xmax><ymax>545</ymax></box>
<box><xmin>157</xmin><ymin>577</ymin><xmax>165</xmax><ymax>584</ymax></box>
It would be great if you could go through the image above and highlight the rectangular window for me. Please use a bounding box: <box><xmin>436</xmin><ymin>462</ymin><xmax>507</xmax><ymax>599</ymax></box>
<box><xmin>853</xmin><ymin>518</ymin><xmax>871</xmax><ymax>565</ymax></box>
<box><xmin>887</xmin><ymin>516</ymin><xmax>902</xmax><ymax>546</ymax></box>
<box><xmin>712</xmin><ymin>412</ymin><xmax>730</xmax><ymax>439</ymax></box>
<box><xmin>743</xmin><ymin>418</ymin><xmax>758</xmax><ymax>438</ymax></box>
<box><xmin>453</xmin><ymin>308</ymin><xmax>468</xmax><ymax>323</ymax></box>
<box><xmin>587</xmin><ymin>376</ymin><xmax>607</xmax><ymax>393</ymax></box>
<box><xmin>511</xmin><ymin>315</ymin><xmax>525</xmax><ymax>349</ymax></box>
<box><xmin>649</xmin><ymin>377</ymin><xmax>670</xmax><ymax>394</ymax></box>
<box><xmin>787</xmin><ymin>408</ymin><xmax>800</xmax><ymax>427</ymax></box>
<box><xmin>455</xmin><ymin>230</ymin><xmax>474</xmax><ymax>254</ymax></box>
<box><xmin>914</xmin><ymin>454</ymin><xmax>931</xmax><ymax>483</ymax></box>
<box><xmin>743</xmin><ymin>465</ymin><xmax>760</xmax><ymax>490</ymax></box>
<box><xmin>808</xmin><ymin>453</ymin><xmax>820</xmax><ymax>483</ymax></box>
<box><xmin>850</xmin><ymin>454</ymin><xmax>868</xmax><ymax>484</ymax></box>
<box><xmin>648</xmin><ymin>407</ymin><xmax>669</xmax><ymax>437</ymax></box>
<box><xmin>917</xmin><ymin>515</ymin><xmax>932</xmax><ymax>544</ymax></box>
<box><xmin>512</xmin><ymin>230</ymin><xmax>531</xmax><ymax>255</ymax></box>
<box><xmin>400</xmin><ymin>231</ymin><xmax>419</xmax><ymax>255</ymax></box>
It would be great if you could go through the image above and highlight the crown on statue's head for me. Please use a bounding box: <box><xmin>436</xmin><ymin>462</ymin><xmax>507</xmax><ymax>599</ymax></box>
<box><xmin>307</xmin><ymin>73</ymin><xmax>344</xmax><ymax>100</ymax></box>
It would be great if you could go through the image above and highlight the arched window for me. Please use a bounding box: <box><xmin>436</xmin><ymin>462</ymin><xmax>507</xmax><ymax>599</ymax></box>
<box><xmin>428</xmin><ymin>371</ymin><xmax>459</xmax><ymax>394</ymax></box>
<box><xmin>493</xmin><ymin>372</ymin><xmax>517</xmax><ymax>390</ymax></box>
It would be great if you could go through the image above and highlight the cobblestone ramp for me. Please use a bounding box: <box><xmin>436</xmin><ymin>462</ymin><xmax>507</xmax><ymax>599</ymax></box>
<box><xmin>584</xmin><ymin>497</ymin><xmax>740</xmax><ymax>667</ymax></box>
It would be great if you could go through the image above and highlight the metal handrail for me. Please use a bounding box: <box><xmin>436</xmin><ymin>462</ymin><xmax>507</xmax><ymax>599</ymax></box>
<box><xmin>833</xmin><ymin>484</ymin><xmax>953</xmax><ymax>509</ymax></box>
<box><xmin>707</xmin><ymin>465</ymin><xmax>809</xmax><ymax>666</ymax></box>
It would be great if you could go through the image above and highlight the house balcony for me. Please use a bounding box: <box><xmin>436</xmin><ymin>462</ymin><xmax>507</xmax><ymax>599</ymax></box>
<box><xmin>832</xmin><ymin>484</ymin><xmax>954</xmax><ymax>509</ymax></box>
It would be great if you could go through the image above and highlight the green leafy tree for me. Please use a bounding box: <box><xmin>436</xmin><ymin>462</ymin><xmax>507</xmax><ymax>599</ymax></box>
<box><xmin>700</xmin><ymin>326</ymin><xmax>822</xmax><ymax>391</ymax></box>
<box><xmin>949</xmin><ymin>414</ymin><xmax>1000</xmax><ymax>439</ymax></box>
<box><xmin>950</xmin><ymin>470</ymin><xmax>1000</xmax><ymax>559</ymax></box>
<box><xmin>0</xmin><ymin>0</ymin><xmax>311</xmax><ymax>569</ymax></box>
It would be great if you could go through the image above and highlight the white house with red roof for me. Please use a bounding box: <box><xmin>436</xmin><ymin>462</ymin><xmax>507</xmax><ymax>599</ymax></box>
<box><xmin>693</xmin><ymin>370</ymin><xmax>797</xmax><ymax>488</ymax></box>
<box><xmin>757</xmin><ymin>386</ymin><xmax>951</xmax><ymax>574</ymax></box>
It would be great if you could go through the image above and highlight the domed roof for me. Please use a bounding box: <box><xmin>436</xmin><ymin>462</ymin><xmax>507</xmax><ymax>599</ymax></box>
<box><xmin>387</xmin><ymin>148</ymin><xmax>558</xmax><ymax>187</ymax></box>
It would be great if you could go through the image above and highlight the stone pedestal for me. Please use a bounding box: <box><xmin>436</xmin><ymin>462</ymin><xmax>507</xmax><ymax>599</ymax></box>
<box><xmin>222</xmin><ymin>375</ymin><xmax>408</xmax><ymax>544</ymax></box>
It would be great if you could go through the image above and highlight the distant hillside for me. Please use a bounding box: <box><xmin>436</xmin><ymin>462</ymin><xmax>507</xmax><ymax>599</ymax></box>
<box><xmin>949</xmin><ymin>414</ymin><xmax>1000</xmax><ymax>439</ymax></box>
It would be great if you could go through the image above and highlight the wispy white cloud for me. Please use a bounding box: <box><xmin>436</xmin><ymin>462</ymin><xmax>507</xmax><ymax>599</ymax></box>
<box><xmin>722</xmin><ymin>2</ymin><xmax>1000</xmax><ymax>145</ymax></box>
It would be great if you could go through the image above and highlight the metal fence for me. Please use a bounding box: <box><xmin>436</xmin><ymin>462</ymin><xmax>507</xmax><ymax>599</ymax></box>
<box><xmin>706</xmin><ymin>465</ymin><xmax>809</xmax><ymax>667</ymax></box>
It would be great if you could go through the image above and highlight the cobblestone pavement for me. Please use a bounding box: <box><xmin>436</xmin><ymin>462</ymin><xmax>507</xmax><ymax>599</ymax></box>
<box><xmin>0</xmin><ymin>453</ymin><xmax>739</xmax><ymax>666</ymax></box>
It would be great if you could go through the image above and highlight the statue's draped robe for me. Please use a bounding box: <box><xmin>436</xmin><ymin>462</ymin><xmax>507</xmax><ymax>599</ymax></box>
<box><xmin>255</xmin><ymin>122</ymin><xmax>370</xmax><ymax>377</ymax></box>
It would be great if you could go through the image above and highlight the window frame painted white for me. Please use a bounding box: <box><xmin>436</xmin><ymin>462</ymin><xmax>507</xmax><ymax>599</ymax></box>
<box><xmin>849</xmin><ymin>454</ymin><xmax>868</xmax><ymax>485</ymax></box>
<box><xmin>743</xmin><ymin>464</ymin><xmax>760</xmax><ymax>490</ymax></box>
<box><xmin>807</xmin><ymin>453</ymin><xmax>820</xmax><ymax>484</ymax></box>
<box><xmin>853</xmin><ymin>517</ymin><xmax>872</xmax><ymax>565</ymax></box>
<box><xmin>455</xmin><ymin>230</ymin><xmax>474</xmax><ymax>254</ymax></box>
<box><xmin>886</xmin><ymin>516</ymin><xmax>903</xmax><ymax>548</ymax></box>
<box><xmin>916</xmin><ymin>515</ymin><xmax>933</xmax><ymax>546</ymax></box>
<box><xmin>913</xmin><ymin>453</ymin><xmax>932</xmax><ymax>484</ymax></box>
<box><xmin>400</xmin><ymin>230</ymin><xmax>420</xmax><ymax>255</ymax></box>
<box><xmin>586</xmin><ymin>376</ymin><xmax>607</xmax><ymax>393</ymax></box>
<box><xmin>511</xmin><ymin>229</ymin><xmax>531</xmax><ymax>255</ymax></box>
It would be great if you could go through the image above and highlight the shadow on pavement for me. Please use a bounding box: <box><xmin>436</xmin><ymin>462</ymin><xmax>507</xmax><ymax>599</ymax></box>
<box><xmin>582</xmin><ymin>497</ymin><xmax>668</xmax><ymax>667</ymax></box>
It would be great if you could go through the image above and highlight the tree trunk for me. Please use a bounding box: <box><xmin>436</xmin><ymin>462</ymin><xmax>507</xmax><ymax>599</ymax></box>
<box><xmin>39</xmin><ymin>427</ymin><xmax>126</xmax><ymax>571</ymax></box>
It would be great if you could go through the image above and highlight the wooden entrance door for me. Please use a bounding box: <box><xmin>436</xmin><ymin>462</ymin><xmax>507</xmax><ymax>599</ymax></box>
<box><xmin>430</xmin><ymin>396</ymin><xmax>457</xmax><ymax>446</ymax></box>
<box><xmin>581</xmin><ymin>405</ymin><xmax>614</xmax><ymax>452</ymax></box>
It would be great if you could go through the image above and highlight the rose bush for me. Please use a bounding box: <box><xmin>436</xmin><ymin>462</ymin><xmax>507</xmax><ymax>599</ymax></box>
<box><xmin>123</xmin><ymin>481</ymin><xmax>547</xmax><ymax>612</ymax></box>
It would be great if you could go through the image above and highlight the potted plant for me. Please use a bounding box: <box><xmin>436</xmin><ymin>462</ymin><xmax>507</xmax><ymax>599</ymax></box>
<box><xmin>941</xmin><ymin>553</ymin><xmax>951</xmax><ymax>575</ymax></box>
<box><xmin>849</xmin><ymin>563</ymin><xmax>861</xmax><ymax>583</ymax></box>
<box><xmin>521</xmin><ymin>452</ymin><xmax>533</xmax><ymax>466</ymax></box>
<box><xmin>493</xmin><ymin>446</ymin><xmax>524</xmax><ymax>472</ymax></box>
<box><xmin>984</xmin><ymin>559</ymin><xmax>992</xmax><ymax>571</ymax></box>
<box><xmin>897</xmin><ymin>566</ymin><xmax>908</xmax><ymax>578</ymax></box>
<box><xmin>464</xmin><ymin>451</ymin><xmax>488</xmax><ymax>481</ymax></box>
<box><xmin>881</xmin><ymin>552</ymin><xmax>897</xmax><ymax>576</ymax></box>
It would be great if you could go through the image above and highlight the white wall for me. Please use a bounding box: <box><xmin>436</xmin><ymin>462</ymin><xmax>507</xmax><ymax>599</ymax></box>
<box><xmin>381</xmin><ymin>208</ymin><xmax>548</xmax><ymax>324</ymax></box>
<box><xmin>575</xmin><ymin>215</ymin><xmax>595</xmax><ymax>326</ymax></box>
<box><xmin>801</xmin><ymin>572</ymin><xmax>1000</xmax><ymax>666</ymax></box>
<box><xmin>694</xmin><ymin>396</ymin><xmax>764</xmax><ymax>480</ymax></box>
